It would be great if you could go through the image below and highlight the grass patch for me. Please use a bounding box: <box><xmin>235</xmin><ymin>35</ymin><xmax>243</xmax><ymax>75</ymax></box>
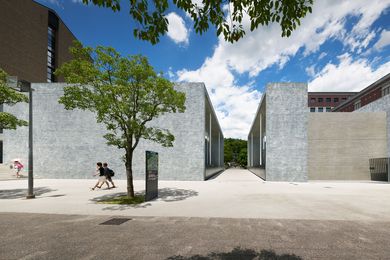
<box><xmin>97</xmin><ymin>195</ymin><xmax>145</xmax><ymax>205</ymax></box>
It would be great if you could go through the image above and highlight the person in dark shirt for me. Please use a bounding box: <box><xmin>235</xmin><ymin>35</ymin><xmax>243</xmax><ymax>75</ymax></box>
<box><xmin>91</xmin><ymin>162</ymin><xmax>110</xmax><ymax>190</ymax></box>
<box><xmin>103</xmin><ymin>162</ymin><xmax>116</xmax><ymax>188</ymax></box>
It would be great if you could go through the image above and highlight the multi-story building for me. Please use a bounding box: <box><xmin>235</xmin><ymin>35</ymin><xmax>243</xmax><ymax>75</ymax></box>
<box><xmin>333</xmin><ymin>73</ymin><xmax>390</xmax><ymax>112</ymax></box>
<box><xmin>308</xmin><ymin>92</ymin><xmax>357</xmax><ymax>112</ymax></box>
<box><xmin>0</xmin><ymin>0</ymin><xmax>78</xmax><ymax>163</ymax></box>
<box><xmin>0</xmin><ymin>0</ymin><xmax>77</xmax><ymax>83</ymax></box>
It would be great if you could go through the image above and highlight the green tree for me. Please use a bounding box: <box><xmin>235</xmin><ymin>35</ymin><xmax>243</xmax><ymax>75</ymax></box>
<box><xmin>224</xmin><ymin>138</ymin><xmax>247</xmax><ymax>167</ymax></box>
<box><xmin>55</xmin><ymin>42</ymin><xmax>186</xmax><ymax>198</ymax></box>
<box><xmin>81</xmin><ymin>0</ymin><xmax>313</xmax><ymax>44</ymax></box>
<box><xmin>0</xmin><ymin>68</ymin><xmax>29</xmax><ymax>130</ymax></box>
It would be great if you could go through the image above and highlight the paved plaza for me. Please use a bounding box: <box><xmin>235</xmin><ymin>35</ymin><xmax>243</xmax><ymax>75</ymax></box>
<box><xmin>1</xmin><ymin>169</ymin><xmax>390</xmax><ymax>259</ymax></box>
<box><xmin>1</xmin><ymin>169</ymin><xmax>390</xmax><ymax>221</ymax></box>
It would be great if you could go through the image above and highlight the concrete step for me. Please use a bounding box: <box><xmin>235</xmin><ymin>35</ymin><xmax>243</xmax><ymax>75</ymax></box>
<box><xmin>0</xmin><ymin>163</ymin><xmax>19</xmax><ymax>180</ymax></box>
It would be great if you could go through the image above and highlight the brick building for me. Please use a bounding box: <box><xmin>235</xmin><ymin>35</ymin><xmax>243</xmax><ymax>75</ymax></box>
<box><xmin>308</xmin><ymin>92</ymin><xmax>357</xmax><ymax>112</ymax></box>
<box><xmin>0</xmin><ymin>0</ymin><xmax>78</xmax><ymax>163</ymax></box>
<box><xmin>0</xmin><ymin>0</ymin><xmax>77</xmax><ymax>83</ymax></box>
<box><xmin>333</xmin><ymin>73</ymin><xmax>390</xmax><ymax>112</ymax></box>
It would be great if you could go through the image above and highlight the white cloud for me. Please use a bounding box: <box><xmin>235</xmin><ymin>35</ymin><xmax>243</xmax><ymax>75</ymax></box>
<box><xmin>176</xmin><ymin>0</ymin><xmax>390</xmax><ymax>138</ymax></box>
<box><xmin>309</xmin><ymin>53</ymin><xmax>390</xmax><ymax>92</ymax></box>
<box><xmin>374</xmin><ymin>30</ymin><xmax>390</xmax><ymax>50</ymax></box>
<box><xmin>306</xmin><ymin>65</ymin><xmax>316</xmax><ymax>77</ymax></box>
<box><xmin>318</xmin><ymin>52</ymin><xmax>327</xmax><ymax>60</ymax></box>
<box><xmin>166</xmin><ymin>12</ymin><xmax>189</xmax><ymax>45</ymax></box>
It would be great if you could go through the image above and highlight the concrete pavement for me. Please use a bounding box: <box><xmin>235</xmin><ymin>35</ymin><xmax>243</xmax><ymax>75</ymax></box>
<box><xmin>1</xmin><ymin>169</ymin><xmax>390</xmax><ymax>221</ymax></box>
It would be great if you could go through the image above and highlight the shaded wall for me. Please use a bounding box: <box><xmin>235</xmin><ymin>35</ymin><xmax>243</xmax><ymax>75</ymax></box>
<box><xmin>204</xmin><ymin>90</ymin><xmax>224</xmax><ymax>179</ymax></box>
<box><xmin>3</xmin><ymin>82</ymin><xmax>209</xmax><ymax>180</ymax></box>
<box><xmin>308</xmin><ymin>113</ymin><xmax>387</xmax><ymax>180</ymax></box>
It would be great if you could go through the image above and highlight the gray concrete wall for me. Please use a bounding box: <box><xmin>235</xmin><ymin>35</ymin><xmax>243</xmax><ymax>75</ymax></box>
<box><xmin>3</xmin><ymin>82</ymin><xmax>210</xmax><ymax>180</ymax></box>
<box><xmin>265</xmin><ymin>83</ymin><xmax>308</xmax><ymax>182</ymax></box>
<box><xmin>308</xmin><ymin>113</ymin><xmax>387</xmax><ymax>180</ymax></box>
<box><xmin>355</xmin><ymin>94</ymin><xmax>390</xmax><ymax>157</ymax></box>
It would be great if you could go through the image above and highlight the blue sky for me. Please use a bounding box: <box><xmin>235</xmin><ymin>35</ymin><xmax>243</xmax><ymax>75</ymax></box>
<box><xmin>38</xmin><ymin>0</ymin><xmax>390</xmax><ymax>138</ymax></box>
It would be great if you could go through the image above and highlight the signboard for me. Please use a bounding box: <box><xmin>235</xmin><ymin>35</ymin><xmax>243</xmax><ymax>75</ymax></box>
<box><xmin>145</xmin><ymin>151</ymin><xmax>158</xmax><ymax>201</ymax></box>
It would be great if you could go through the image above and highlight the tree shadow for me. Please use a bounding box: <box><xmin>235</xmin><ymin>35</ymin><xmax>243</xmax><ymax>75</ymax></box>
<box><xmin>0</xmin><ymin>187</ymin><xmax>56</xmax><ymax>199</ymax></box>
<box><xmin>157</xmin><ymin>188</ymin><xmax>198</xmax><ymax>202</ymax></box>
<box><xmin>90</xmin><ymin>187</ymin><xmax>199</xmax><ymax>211</ymax></box>
<box><xmin>167</xmin><ymin>247</ymin><xmax>302</xmax><ymax>260</ymax></box>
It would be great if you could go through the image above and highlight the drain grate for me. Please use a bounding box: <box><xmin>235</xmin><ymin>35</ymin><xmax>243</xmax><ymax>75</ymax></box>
<box><xmin>100</xmin><ymin>218</ymin><xmax>132</xmax><ymax>225</ymax></box>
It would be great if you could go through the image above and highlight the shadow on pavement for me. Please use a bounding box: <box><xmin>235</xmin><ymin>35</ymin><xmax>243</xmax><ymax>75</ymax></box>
<box><xmin>157</xmin><ymin>188</ymin><xmax>199</xmax><ymax>202</ymax></box>
<box><xmin>91</xmin><ymin>187</ymin><xmax>199</xmax><ymax>211</ymax></box>
<box><xmin>166</xmin><ymin>247</ymin><xmax>302</xmax><ymax>260</ymax></box>
<box><xmin>0</xmin><ymin>187</ymin><xmax>56</xmax><ymax>199</ymax></box>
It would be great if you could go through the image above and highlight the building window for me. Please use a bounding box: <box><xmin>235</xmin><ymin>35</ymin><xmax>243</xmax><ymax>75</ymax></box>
<box><xmin>47</xmin><ymin>26</ymin><xmax>56</xmax><ymax>82</ymax></box>
<box><xmin>318</xmin><ymin>107</ymin><xmax>323</xmax><ymax>112</ymax></box>
<box><xmin>354</xmin><ymin>100</ymin><xmax>361</xmax><ymax>110</ymax></box>
<box><xmin>310</xmin><ymin>107</ymin><xmax>315</xmax><ymax>112</ymax></box>
<box><xmin>334</xmin><ymin>98</ymin><xmax>339</xmax><ymax>102</ymax></box>
<box><xmin>326</xmin><ymin>107</ymin><xmax>331</xmax><ymax>112</ymax></box>
<box><xmin>342</xmin><ymin>97</ymin><xmax>347</xmax><ymax>101</ymax></box>
<box><xmin>382</xmin><ymin>85</ymin><xmax>390</xmax><ymax>97</ymax></box>
<box><xmin>310</xmin><ymin>98</ymin><xmax>316</xmax><ymax>103</ymax></box>
<box><xmin>326</xmin><ymin>97</ymin><xmax>331</xmax><ymax>102</ymax></box>
<box><xmin>318</xmin><ymin>98</ymin><xmax>323</xmax><ymax>102</ymax></box>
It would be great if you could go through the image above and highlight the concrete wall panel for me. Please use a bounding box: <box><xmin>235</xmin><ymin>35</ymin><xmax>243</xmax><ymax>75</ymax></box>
<box><xmin>3</xmin><ymin>82</ymin><xmax>207</xmax><ymax>180</ymax></box>
<box><xmin>355</xmin><ymin>94</ymin><xmax>390</xmax><ymax>157</ymax></box>
<box><xmin>308</xmin><ymin>113</ymin><xmax>387</xmax><ymax>180</ymax></box>
<box><xmin>265</xmin><ymin>83</ymin><xmax>308</xmax><ymax>182</ymax></box>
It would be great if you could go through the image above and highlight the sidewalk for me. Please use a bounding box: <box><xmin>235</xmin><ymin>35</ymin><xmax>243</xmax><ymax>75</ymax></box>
<box><xmin>1</xmin><ymin>169</ymin><xmax>390</xmax><ymax>221</ymax></box>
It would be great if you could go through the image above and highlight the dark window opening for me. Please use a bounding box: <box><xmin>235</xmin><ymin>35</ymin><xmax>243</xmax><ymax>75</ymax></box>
<box><xmin>334</xmin><ymin>98</ymin><xmax>339</xmax><ymax>102</ymax></box>
<box><xmin>318</xmin><ymin>98</ymin><xmax>323</xmax><ymax>102</ymax></box>
<box><xmin>326</xmin><ymin>97</ymin><xmax>331</xmax><ymax>102</ymax></box>
<box><xmin>318</xmin><ymin>107</ymin><xmax>323</xmax><ymax>112</ymax></box>
<box><xmin>0</xmin><ymin>141</ymin><xmax>2</xmax><ymax>163</ymax></box>
<box><xmin>326</xmin><ymin>107</ymin><xmax>331</xmax><ymax>112</ymax></box>
<box><xmin>310</xmin><ymin>107</ymin><xmax>315</xmax><ymax>112</ymax></box>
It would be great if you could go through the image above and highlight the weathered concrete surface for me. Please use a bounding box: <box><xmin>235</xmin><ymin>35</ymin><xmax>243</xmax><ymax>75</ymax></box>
<box><xmin>3</xmin><ymin>82</ymin><xmax>223</xmax><ymax>181</ymax></box>
<box><xmin>355</xmin><ymin>94</ymin><xmax>390</xmax><ymax>157</ymax></box>
<box><xmin>308</xmin><ymin>112</ymin><xmax>387</xmax><ymax>180</ymax></box>
<box><xmin>1</xmin><ymin>212</ymin><xmax>390</xmax><ymax>260</ymax></box>
<box><xmin>265</xmin><ymin>83</ymin><xmax>308</xmax><ymax>182</ymax></box>
<box><xmin>1</xmin><ymin>169</ymin><xmax>390</xmax><ymax>221</ymax></box>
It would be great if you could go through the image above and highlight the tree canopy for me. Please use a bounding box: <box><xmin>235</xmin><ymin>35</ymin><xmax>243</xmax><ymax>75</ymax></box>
<box><xmin>0</xmin><ymin>68</ymin><xmax>29</xmax><ymax>130</ymax></box>
<box><xmin>55</xmin><ymin>42</ymin><xmax>186</xmax><ymax>198</ymax></box>
<box><xmin>81</xmin><ymin>0</ymin><xmax>313</xmax><ymax>44</ymax></box>
<box><xmin>224</xmin><ymin>138</ymin><xmax>247</xmax><ymax>167</ymax></box>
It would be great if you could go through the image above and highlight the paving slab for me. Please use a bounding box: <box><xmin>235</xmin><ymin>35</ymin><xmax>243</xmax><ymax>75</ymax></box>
<box><xmin>1</xmin><ymin>212</ymin><xmax>390</xmax><ymax>260</ymax></box>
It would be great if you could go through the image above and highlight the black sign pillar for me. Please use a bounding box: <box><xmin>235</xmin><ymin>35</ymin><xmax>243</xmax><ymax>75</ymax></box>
<box><xmin>145</xmin><ymin>151</ymin><xmax>158</xmax><ymax>201</ymax></box>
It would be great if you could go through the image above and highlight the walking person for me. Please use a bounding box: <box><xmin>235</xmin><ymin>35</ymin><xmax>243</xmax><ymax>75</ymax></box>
<box><xmin>91</xmin><ymin>162</ymin><xmax>110</xmax><ymax>190</ymax></box>
<box><xmin>103</xmin><ymin>162</ymin><xmax>116</xmax><ymax>188</ymax></box>
<box><xmin>13</xmin><ymin>160</ymin><xmax>24</xmax><ymax>178</ymax></box>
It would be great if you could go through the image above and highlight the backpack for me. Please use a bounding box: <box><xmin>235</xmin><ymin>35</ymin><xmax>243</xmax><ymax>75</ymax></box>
<box><xmin>108</xmin><ymin>169</ymin><xmax>115</xmax><ymax>177</ymax></box>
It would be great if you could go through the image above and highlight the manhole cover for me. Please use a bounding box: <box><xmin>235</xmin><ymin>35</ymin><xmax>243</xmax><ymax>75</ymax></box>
<box><xmin>100</xmin><ymin>218</ymin><xmax>132</xmax><ymax>225</ymax></box>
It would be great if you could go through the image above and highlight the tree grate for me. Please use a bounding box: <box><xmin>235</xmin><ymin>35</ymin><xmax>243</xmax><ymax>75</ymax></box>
<box><xmin>99</xmin><ymin>218</ymin><xmax>132</xmax><ymax>225</ymax></box>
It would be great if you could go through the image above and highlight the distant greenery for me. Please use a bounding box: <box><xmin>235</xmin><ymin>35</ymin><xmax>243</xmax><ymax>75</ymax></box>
<box><xmin>224</xmin><ymin>138</ymin><xmax>247</xmax><ymax>168</ymax></box>
<box><xmin>97</xmin><ymin>195</ymin><xmax>145</xmax><ymax>205</ymax></box>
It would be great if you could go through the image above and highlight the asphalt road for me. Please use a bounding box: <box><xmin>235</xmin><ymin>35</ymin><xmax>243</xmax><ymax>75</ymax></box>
<box><xmin>1</xmin><ymin>212</ymin><xmax>390</xmax><ymax>260</ymax></box>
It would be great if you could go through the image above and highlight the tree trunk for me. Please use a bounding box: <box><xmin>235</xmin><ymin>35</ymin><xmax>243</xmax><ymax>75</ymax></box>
<box><xmin>125</xmin><ymin>150</ymin><xmax>135</xmax><ymax>198</ymax></box>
